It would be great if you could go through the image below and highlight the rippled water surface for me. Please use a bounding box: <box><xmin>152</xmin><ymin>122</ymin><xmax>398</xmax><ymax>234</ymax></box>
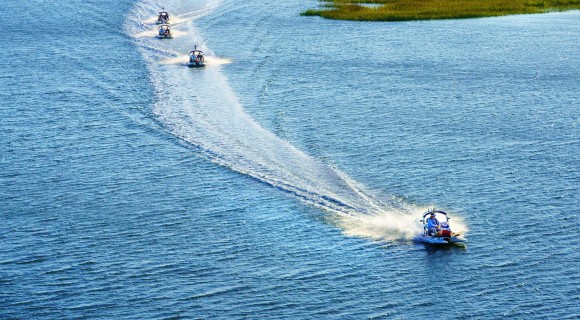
<box><xmin>1</xmin><ymin>0</ymin><xmax>578</xmax><ymax>318</ymax></box>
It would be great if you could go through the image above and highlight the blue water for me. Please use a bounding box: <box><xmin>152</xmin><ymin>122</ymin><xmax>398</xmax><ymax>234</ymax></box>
<box><xmin>1</xmin><ymin>0</ymin><xmax>579</xmax><ymax>318</ymax></box>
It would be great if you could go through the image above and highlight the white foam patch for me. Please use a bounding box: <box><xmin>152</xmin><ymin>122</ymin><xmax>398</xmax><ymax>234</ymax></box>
<box><xmin>204</xmin><ymin>56</ymin><xmax>233</xmax><ymax>65</ymax></box>
<box><xmin>159</xmin><ymin>54</ymin><xmax>232</xmax><ymax>67</ymax></box>
<box><xmin>165</xmin><ymin>29</ymin><xmax>188</xmax><ymax>38</ymax></box>
<box><xmin>167</xmin><ymin>16</ymin><xmax>190</xmax><ymax>24</ymax></box>
<box><xmin>339</xmin><ymin>212</ymin><xmax>422</xmax><ymax>241</ymax></box>
<box><xmin>143</xmin><ymin>16</ymin><xmax>159</xmax><ymax>24</ymax></box>
<box><xmin>159</xmin><ymin>54</ymin><xmax>190</xmax><ymax>65</ymax></box>
<box><xmin>337</xmin><ymin>207</ymin><xmax>469</xmax><ymax>241</ymax></box>
<box><xmin>446</xmin><ymin>214</ymin><xmax>469</xmax><ymax>235</ymax></box>
<box><xmin>135</xmin><ymin>29</ymin><xmax>157</xmax><ymax>38</ymax></box>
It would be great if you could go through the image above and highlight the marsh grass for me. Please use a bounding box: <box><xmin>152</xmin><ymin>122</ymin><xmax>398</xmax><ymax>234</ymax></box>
<box><xmin>302</xmin><ymin>0</ymin><xmax>580</xmax><ymax>21</ymax></box>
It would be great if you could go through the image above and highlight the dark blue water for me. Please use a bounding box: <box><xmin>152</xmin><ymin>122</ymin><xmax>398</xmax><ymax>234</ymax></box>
<box><xmin>1</xmin><ymin>0</ymin><xmax>578</xmax><ymax>318</ymax></box>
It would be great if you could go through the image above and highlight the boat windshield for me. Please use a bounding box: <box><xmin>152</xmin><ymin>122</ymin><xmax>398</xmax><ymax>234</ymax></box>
<box><xmin>427</xmin><ymin>212</ymin><xmax>448</xmax><ymax>223</ymax></box>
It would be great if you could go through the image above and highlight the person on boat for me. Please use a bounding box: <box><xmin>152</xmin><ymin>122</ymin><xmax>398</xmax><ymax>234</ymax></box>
<box><xmin>158</xmin><ymin>13</ymin><xmax>167</xmax><ymax>23</ymax></box>
<box><xmin>427</xmin><ymin>213</ymin><xmax>441</xmax><ymax>236</ymax></box>
<box><xmin>159</xmin><ymin>27</ymin><xmax>165</xmax><ymax>36</ymax></box>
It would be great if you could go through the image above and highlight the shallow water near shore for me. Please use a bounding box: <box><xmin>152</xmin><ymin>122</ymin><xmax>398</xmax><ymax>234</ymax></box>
<box><xmin>1</xmin><ymin>0</ymin><xmax>578</xmax><ymax>318</ymax></box>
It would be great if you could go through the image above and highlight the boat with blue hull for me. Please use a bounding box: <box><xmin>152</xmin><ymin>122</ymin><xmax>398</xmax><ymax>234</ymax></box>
<box><xmin>156</xmin><ymin>24</ymin><xmax>172</xmax><ymax>39</ymax></box>
<box><xmin>187</xmin><ymin>46</ymin><xmax>205</xmax><ymax>68</ymax></box>
<box><xmin>414</xmin><ymin>210</ymin><xmax>467</xmax><ymax>245</ymax></box>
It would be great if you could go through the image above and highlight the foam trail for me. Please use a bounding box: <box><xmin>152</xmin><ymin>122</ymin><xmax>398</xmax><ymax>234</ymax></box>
<box><xmin>142</xmin><ymin>1</ymin><xmax>222</xmax><ymax>24</ymax></box>
<box><xmin>204</xmin><ymin>56</ymin><xmax>233</xmax><ymax>65</ymax></box>
<box><xmin>143</xmin><ymin>16</ymin><xmax>159</xmax><ymax>24</ymax></box>
<box><xmin>160</xmin><ymin>54</ymin><xmax>232</xmax><ymax>66</ymax></box>
<box><xmin>125</xmin><ymin>0</ymin><xmax>467</xmax><ymax>241</ymax></box>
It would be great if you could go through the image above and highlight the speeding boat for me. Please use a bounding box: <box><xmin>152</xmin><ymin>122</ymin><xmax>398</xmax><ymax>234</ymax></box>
<box><xmin>187</xmin><ymin>46</ymin><xmax>205</xmax><ymax>68</ymax></box>
<box><xmin>157</xmin><ymin>11</ymin><xmax>170</xmax><ymax>24</ymax></box>
<box><xmin>414</xmin><ymin>209</ymin><xmax>467</xmax><ymax>245</ymax></box>
<box><xmin>156</xmin><ymin>24</ymin><xmax>172</xmax><ymax>39</ymax></box>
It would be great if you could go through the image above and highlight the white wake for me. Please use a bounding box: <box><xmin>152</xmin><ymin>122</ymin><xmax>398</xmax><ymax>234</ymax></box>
<box><xmin>125</xmin><ymin>0</ymin><xmax>467</xmax><ymax>241</ymax></box>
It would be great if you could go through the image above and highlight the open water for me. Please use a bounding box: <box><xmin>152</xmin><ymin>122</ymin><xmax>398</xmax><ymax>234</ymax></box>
<box><xmin>1</xmin><ymin>0</ymin><xmax>579</xmax><ymax>318</ymax></box>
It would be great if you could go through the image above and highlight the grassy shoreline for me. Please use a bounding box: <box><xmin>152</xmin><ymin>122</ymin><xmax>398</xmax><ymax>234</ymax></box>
<box><xmin>302</xmin><ymin>0</ymin><xmax>580</xmax><ymax>21</ymax></box>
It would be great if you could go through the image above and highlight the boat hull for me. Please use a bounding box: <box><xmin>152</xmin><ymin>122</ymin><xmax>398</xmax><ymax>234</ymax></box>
<box><xmin>414</xmin><ymin>234</ymin><xmax>467</xmax><ymax>245</ymax></box>
<box><xmin>187</xmin><ymin>62</ymin><xmax>205</xmax><ymax>68</ymax></box>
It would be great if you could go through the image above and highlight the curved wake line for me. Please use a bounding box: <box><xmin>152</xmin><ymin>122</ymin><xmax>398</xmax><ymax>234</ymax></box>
<box><xmin>125</xmin><ymin>0</ymin><xmax>468</xmax><ymax>241</ymax></box>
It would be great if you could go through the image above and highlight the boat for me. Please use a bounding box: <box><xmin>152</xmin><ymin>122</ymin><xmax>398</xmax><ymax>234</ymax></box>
<box><xmin>187</xmin><ymin>46</ymin><xmax>205</xmax><ymax>68</ymax></box>
<box><xmin>156</xmin><ymin>24</ymin><xmax>173</xmax><ymax>39</ymax></box>
<box><xmin>157</xmin><ymin>11</ymin><xmax>170</xmax><ymax>24</ymax></box>
<box><xmin>414</xmin><ymin>209</ymin><xmax>467</xmax><ymax>245</ymax></box>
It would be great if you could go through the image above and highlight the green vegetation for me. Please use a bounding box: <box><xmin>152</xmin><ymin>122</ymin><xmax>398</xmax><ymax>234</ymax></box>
<box><xmin>302</xmin><ymin>0</ymin><xmax>580</xmax><ymax>21</ymax></box>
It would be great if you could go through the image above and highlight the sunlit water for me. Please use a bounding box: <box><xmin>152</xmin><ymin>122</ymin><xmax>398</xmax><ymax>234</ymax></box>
<box><xmin>1</xmin><ymin>0</ymin><xmax>578</xmax><ymax>318</ymax></box>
